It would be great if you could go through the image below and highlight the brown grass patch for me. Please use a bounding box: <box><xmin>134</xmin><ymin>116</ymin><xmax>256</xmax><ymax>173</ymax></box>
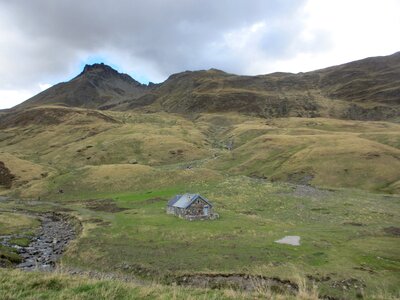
<box><xmin>85</xmin><ymin>199</ymin><xmax>128</xmax><ymax>213</ymax></box>
<box><xmin>383</xmin><ymin>226</ymin><xmax>400</xmax><ymax>236</ymax></box>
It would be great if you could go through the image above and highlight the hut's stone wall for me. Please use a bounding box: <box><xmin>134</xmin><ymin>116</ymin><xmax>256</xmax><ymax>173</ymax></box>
<box><xmin>185</xmin><ymin>198</ymin><xmax>208</xmax><ymax>216</ymax></box>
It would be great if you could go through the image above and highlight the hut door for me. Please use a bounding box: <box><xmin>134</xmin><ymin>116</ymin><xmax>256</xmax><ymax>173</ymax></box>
<box><xmin>203</xmin><ymin>205</ymin><xmax>209</xmax><ymax>215</ymax></box>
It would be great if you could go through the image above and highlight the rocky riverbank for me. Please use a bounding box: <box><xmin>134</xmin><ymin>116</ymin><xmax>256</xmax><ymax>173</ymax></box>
<box><xmin>0</xmin><ymin>212</ymin><xmax>78</xmax><ymax>271</ymax></box>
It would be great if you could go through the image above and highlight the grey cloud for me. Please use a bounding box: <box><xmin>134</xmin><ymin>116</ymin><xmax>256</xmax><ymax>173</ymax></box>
<box><xmin>0</xmin><ymin>0</ymin><xmax>325</xmax><ymax>90</ymax></box>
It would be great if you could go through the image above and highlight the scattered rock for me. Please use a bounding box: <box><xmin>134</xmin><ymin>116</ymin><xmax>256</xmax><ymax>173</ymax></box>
<box><xmin>292</xmin><ymin>185</ymin><xmax>330</xmax><ymax>198</ymax></box>
<box><xmin>171</xmin><ymin>273</ymin><xmax>298</xmax><ymax>293</ymax></box>
<box><xmin>0</xmin><ymin>196</ymin><xmax>9</xmax><ymax>202</ymax></box>
<box><xmin>306</xmin><ymin>274</ymin><xmax>331</xmax><ymax>282</ymax></box>
<box><xmin>383</xmin><ymin>226</ymin><xmax>400</xmax><ymax>236</ymax></box>
<box><xmin>287</xmin><ymin>171</ymin><xmax>314</xmax><ymax>186</ymax></box>
<box><xmin>128</xmin><ymin>159</ymin><xmax>138</xmax><ymax>164</ymax></box>
<box><xmin>275</xmin><ymin>236</ymin><xmax>301</xmax><ymax>246</ymax></box>
<box><xmin>330</xmin><ymin>278</ymin><xmax>366</xmax><ymax>290</ymax></box>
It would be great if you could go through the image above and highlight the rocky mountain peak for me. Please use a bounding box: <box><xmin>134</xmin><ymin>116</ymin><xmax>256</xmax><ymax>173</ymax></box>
<box><xmin>77</xmin><ymin>63</ymin><xmax>141</xmax><ymax>85</ymax></box>
<box><xmin>82</xmin><ymin>63</ymin><xmax>117</xmax><ymax>75</ymax></box>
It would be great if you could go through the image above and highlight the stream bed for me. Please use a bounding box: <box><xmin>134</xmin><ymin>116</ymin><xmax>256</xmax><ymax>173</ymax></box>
<box><xmin>0</xmin><ymin>213</ymin><xmax>77</xmax><ymax>271</ymax></box>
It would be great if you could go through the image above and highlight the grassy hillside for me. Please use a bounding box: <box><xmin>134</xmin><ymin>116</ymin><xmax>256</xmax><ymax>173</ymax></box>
<box><xmin>315</xmin><ymin>51</ymin><xmax>400</xmax><ymax>105</ymax></box>
<box><xmin>206</xmin><ymin>117</ymin><xmax>400</xmax><ymax>193</ymax></box>
<box><xmin>1</xmin><ymin>108</ymin><xmax>399</xmax><ymax>197</ymax></box>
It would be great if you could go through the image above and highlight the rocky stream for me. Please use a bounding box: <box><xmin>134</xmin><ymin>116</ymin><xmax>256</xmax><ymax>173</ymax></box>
<box><xmin>0</xmin><ymin>212</ymin><xmax>77</xmax><ymax>271</ymax></box>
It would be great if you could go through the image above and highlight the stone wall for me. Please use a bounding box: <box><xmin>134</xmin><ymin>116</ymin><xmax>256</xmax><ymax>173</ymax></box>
<box><xmin>166</xmin><ymin>198</ymin><xmax>219</xmax><ymax>221</ymax></box>
<box><xmin>185</xmin><ymin>198</ymin><xmax>209</xmax><ymax>216</ymax></box>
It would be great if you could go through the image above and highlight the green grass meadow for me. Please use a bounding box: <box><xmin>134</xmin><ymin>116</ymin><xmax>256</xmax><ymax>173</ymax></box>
<box><xmin>51</xmin><ymin>177</ymin><xmax>400</xmax><ymax>299</ymax></box>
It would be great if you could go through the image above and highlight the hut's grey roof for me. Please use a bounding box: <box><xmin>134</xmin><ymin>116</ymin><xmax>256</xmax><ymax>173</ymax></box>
<box><xmin>167</xmin><ymin>193</ymin><xmax>212</xmax><ymax>209</ymax></box>
<box><xmin>167</xmin><ymin>195</ymin><xmax>181</xmax><ymax>206</ymax></box>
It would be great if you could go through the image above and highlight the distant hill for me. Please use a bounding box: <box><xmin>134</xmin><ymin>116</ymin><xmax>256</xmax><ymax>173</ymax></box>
<box><xmin>132</xmin><ymin>52</ymin><xmax>400</xmax><ymax>120</ymax></box>
<box><xmin>13</xmin><ymin>52</ymin><xmax>400</xmax><ymax>121</ymax></box>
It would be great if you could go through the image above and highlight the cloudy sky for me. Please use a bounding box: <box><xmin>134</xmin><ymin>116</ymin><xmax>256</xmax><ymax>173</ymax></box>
<box><xmin>0</xmin><ymin>0</ymin><xmax>399</xmax><ymax>109</ymax></box>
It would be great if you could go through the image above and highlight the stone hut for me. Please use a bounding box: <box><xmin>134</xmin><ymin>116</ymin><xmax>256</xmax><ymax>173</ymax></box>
<box><xmin>166</xmin><ymin>193</ymin><xmax>218</xmax><ymax>221</ymax></box>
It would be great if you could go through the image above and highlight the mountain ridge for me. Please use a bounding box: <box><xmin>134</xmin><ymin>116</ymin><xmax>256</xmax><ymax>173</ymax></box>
<box><xmin>11</xmin><ymin>51</ymin><xmax>400</xmax><ymax>121</ymax></box>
